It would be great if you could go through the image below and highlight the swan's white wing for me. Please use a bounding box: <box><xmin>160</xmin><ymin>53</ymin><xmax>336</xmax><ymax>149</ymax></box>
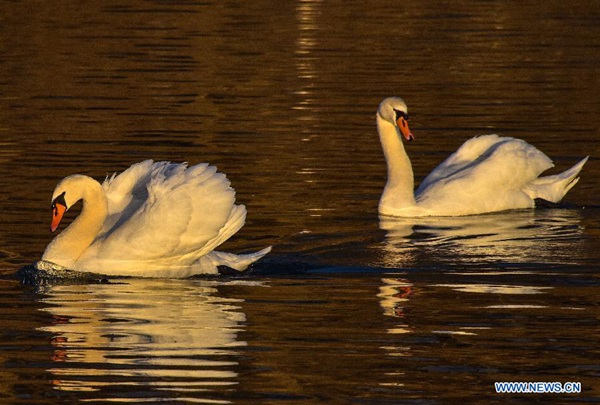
<box><xmin>415</xmin><ymin>136</ymin><xmax>553</xmax><ymax>215</ymax></box>
<box><xmin>417</xmin><ymin>135</ymin><xmax>507</xmax><ymax>193</ymax></box>
<box><xmin>90</xmin><ymin>162</ymin><xmax>238</xmax><ymax>262</ymax></box>
<box><xmin>99</xmin><ymin>160</ymin><xmax>167</xmax><ymax>237</ymax></box>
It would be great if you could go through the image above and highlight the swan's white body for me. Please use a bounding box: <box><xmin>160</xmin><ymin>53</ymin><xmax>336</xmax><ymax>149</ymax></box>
<box><xmin>41</xmin><ymin>160</ymin><xmax>271</xmax><ymax>278</ymax></box>
<box><xmin>377</xmin><ymin>97</ymin><xmax>588</xmax><ymax>217</ymax></box>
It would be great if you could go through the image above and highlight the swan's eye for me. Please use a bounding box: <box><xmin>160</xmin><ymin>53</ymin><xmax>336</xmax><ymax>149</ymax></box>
<box><xmin>51</xmin><ymin>192</ymin><xmax>67</xmax><ymax>213</ymax></box>
<box><xmin>393</xmin><ymin>108</ymin><xmax>408</xmax><ymax>122</ymax></box>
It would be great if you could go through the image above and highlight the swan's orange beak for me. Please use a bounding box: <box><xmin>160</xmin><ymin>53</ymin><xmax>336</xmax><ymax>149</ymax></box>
<box><xmin>397</xmin><ymin>117</ymin><xmax>414</xmax><ymax>141</ymax></box>
<box><xmin>51</xmin><ymin>202</ymin><xmax>67</xmax><ymax>233</ymax></box>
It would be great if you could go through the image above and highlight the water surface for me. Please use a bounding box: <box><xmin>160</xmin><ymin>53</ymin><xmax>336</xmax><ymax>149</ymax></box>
<box><xmin>0</xmin><ymin>0</ymin><xmax>599</xmax><ymax>403</ymax></box>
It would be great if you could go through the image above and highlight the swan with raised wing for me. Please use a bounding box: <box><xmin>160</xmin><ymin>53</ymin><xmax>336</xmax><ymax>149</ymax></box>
<box><xmin>39</xmin><ymin>160</ymin><xmax>271</xmax><ymax>278</ymax></box>
<box><xmin>377</xmin><ymin>96</ymin><xmax>588</xmax><ymax>217</ymax></box>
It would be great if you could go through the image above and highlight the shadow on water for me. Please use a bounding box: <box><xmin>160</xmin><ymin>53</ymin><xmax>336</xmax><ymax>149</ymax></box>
<box><xmin>246</xmin><ymin>207</ymin><xmax>593</xmax><ymax>280</ymax></box>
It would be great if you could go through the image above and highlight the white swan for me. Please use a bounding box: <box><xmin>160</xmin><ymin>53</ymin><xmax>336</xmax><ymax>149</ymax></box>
<box><xmin>40</xmin><ymin>160</ymin><xmax>271</xmax><ymax>278</ymax></box>
<box><xmin>377</xmin><ymin>97</ymin><xmax>588</xmax><ymax>217</ymax></box>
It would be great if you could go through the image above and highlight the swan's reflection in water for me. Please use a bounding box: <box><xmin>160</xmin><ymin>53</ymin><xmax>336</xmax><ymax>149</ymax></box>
<box><xmin>376</xmin><ymin>209</ymin><xmax>585</xmax><ymax>361</ymax></box>
<box><xmin>37</xmin><ymin>278</ymin><xmax>258</xmax><ymax>403</ymax></box>
<box><xmin>378</xmin><ymin>278</ymin><xmax>413</xmax><ymax>332</ymax></box>
<box><xmin>378</xmin><ymin>277</ymin><xmax>413</xmax><ymax>360</ymax></box>
<box><xmin>379</xmin><ymin>209</ymin><xmax>584</xmax><ymax>267</ymax></box>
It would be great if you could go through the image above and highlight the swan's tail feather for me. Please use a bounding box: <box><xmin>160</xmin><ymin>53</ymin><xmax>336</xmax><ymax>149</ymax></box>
<box><xmin>191</xmin><ymin>246</ymin><xmax>272</xmax><ymax>274</ymax></box>
<box><xmin>210</xmin><ymin>246</ymin><xmax>272</xmax><ymax>271</ymax></box>
<box><xmin>526</xmin><ymin>156</ymin><xmax>588</xmax><ymax>203</ymax></box>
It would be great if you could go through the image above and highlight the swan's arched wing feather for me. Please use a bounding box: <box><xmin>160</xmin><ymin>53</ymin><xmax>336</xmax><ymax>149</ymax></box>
<box><xmin>417</xmin><ymin>135</ymin><xmax>505</xmax><ymax>192</ymax></box>
<box><xmin>416</xmin><ymin>137</ymin><xmax>553</xmax><ymax>213</ymax></box>
<box><xmin>95</xmin><ymin>163</ymin><xmax>237</xmax><ymax>261</ymax></box>
<box><xmin>100</xmin><ymin>160</ymin><xmax>168</xmax><ymax>236</ymax></box>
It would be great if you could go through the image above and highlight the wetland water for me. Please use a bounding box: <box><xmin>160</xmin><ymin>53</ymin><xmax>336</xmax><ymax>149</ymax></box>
<box><xmin>0</xmin><ymin>1</ymin><xmax>599</xmax><ymax>403</ymax></box>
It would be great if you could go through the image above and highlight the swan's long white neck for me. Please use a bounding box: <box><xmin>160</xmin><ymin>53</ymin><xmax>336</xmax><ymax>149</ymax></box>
<box><xmin>42</xmin><ymin>177</ymin><xmax>108</xmax><ymax>269</ymax></box>
<box><xmin>377</xmin><ymin>114</ymin><xmax>417</xmax><ymax>213</ymax></box>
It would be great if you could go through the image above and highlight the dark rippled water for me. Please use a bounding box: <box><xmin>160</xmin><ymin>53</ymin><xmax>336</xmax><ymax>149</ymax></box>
<box><xmin>0</xmin><ymin>1</ymin><xmax>599</xmax><ymax>403</ymax></box>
